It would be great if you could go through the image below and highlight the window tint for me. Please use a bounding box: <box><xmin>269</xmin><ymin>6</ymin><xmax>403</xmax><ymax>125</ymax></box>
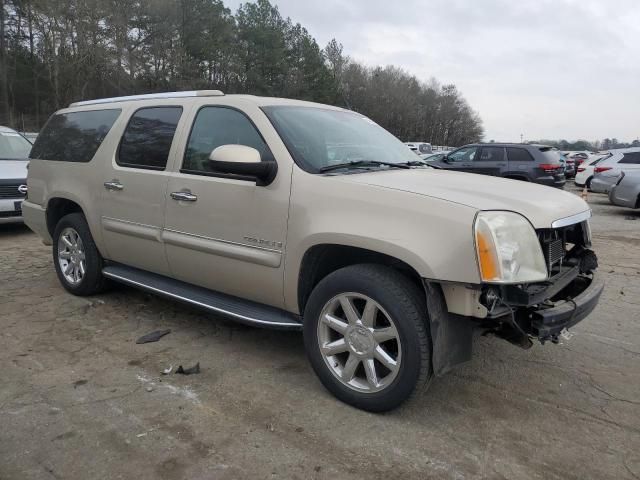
<box><xmin>183</xmin><ymin>107</ymin><xmax>268</xmax><ymax>173</ymax></box>
<box><xmin>478</xmin><ymin>147</ymin><xmax>504</xmax><ymax>161</ymax></box>
<box><xmin>448</xmin><ymin>146</ymin><xmax>478</xmax><ymax>162</ymax></box>
<box><xmin>118</xmin><ymin>107</ymin><xmax>182</xmax><ymax>170</ymax></box>
<box><xmin>30</xmin><ymin>109</ymin><xmax>121</xmax><ymax>162</ymax></box>
<box><xmin>506</xmin><ymin>147</ymin><xmax>534</xmax><ymax>162</ymax></box>
<box><xmin>619</xmin><ymin>152</ymin><xmax>640</xmax><ymax>164</ymax></box>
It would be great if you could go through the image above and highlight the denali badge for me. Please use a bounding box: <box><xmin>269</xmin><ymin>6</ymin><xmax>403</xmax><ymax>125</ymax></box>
<box><xmin>243</xmin><ymin>236</ymin><xmax>283</xmax><ymax>249</ymax></box>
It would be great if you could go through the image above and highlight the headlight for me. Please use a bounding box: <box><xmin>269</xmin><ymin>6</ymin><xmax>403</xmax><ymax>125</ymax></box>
<box><xmin>474</xmin><ymin>211</ymin><xmax>547</xmax><ymax>283</ymax></box>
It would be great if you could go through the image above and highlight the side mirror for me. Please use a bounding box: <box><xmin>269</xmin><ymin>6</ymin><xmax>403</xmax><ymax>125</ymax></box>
<box><xmin>442</xmin><ymin>156</ymin><xmax>452</xmax><ymax>164</ymax></box>
<box><xmin>208</xmin><ymin>145</ymin><xmax>277</xmax><ymax>186</ymax></box>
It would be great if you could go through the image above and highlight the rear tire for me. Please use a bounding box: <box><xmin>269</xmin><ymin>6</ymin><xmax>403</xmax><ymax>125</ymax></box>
<box><xmin>586</xmin><ymin>176</ymin><xmax>593</xmax><ymax>190</ymax></box>
<box><xmin>53</xmin><ymin>213</ymin><xmax>108</xmax><ymax>296</ymax></box>
<box><xmin>303</xmin><ymin>264</ymin><xmax>432</xmax><ymax>412</ymax></box>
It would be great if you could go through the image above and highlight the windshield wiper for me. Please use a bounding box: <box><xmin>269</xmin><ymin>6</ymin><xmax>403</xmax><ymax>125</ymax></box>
<box><xmin>319</xmin><ymin>160</ymin><xmax>410</xmax><ymax>173</ymax></box>
<box><xmin>403</xmin><ymin>160</ymin><xmax>429</xmax><ymax>166</ymax></box>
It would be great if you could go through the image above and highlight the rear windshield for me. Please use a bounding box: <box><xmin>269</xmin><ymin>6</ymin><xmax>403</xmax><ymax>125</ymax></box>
<box><xmin>30</xmin><ymin>109</ymin><xmax>121</xmax><ymax>162</ymax></box>
<box><xmin>538</xmin><ymin>147</ymin><xmax>563</xmax><ymax>163</ymax></box>
<box><xmin>0</xmin><ymin>131</ymin><xmax>32</xmax><ymax>159</ymax></box>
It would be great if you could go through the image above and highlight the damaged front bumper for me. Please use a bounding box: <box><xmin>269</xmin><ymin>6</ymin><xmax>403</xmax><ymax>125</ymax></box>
<box><xmin>489</xmin><ymin>259</ymin><xmax>604</xmax><ymax>343</ymax></box>
<box><xmin>523</xmin><ymin>273</ymin><xmax>603</xmax><ymax>342</ymax></box>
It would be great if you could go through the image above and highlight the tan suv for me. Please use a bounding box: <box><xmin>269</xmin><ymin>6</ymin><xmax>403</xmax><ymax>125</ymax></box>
<box><xmin>23</xmin><ymin>91</ymin><xmax>603</xmax><ymax>411</ymax></box>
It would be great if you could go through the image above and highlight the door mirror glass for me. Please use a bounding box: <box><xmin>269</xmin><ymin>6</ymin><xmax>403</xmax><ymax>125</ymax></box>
<box><xmin>208</xmin><ymin>144</ymin><xmax>277</xmax><ymax>186</ymax></box>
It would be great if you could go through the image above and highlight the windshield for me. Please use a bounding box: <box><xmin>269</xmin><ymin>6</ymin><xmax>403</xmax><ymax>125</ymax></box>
<box><xmin>0</xmin><ymin>131</ymin><xmax>32</xmax><ymax>159</ymax></box>
<box><xmin>262</xmin><ymin>106</ymin><xmax>418</xmax><ymax>173</ymax></box>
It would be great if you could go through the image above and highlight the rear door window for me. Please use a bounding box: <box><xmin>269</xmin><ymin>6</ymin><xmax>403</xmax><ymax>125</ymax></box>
<box><xmin>507</xmin><ymin>147</ymin><xmax>534</xmax><ymax>162</ymax></box>
<box><xmin>478</xmin><ymin>147</ymin><xmax>505</xmax><ymax>161</ymax></box>
<box><xmin>619</xmin><ymin>152</ymin><xmax>640</xmax><ymax>164</ymax></box>
<box><xmin>117</xmin><ymin>107</ymin><xmax>183</xmax><ymax>170</ymax></box>
<box><xmin>30</xmin><ymin>109</ymin><xmax>121</xmax><ymax>162</ymax></box>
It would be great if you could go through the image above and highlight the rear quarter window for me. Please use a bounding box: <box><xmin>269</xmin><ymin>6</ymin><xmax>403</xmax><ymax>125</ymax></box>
<box><xmin>538</xmin><ymin>148</ymin><xmax>563</xmax><ymax>163</ymax></box>
<box><xmin>30</xmin><ymin>109</ymin><xmax>121</xmax><ymax>162</ymax></box>
<box><xmin>506</xmin><ymin>147</ymin><xmax>534</xmax><ymax>162</ymax></box>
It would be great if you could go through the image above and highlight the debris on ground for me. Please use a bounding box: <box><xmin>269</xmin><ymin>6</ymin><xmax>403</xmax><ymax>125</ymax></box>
<box><xmin>175</xmin><ymin>362</ymin><xmax>200</xmax><ymax>375</ymax></box>
<box><xmin>161</xmin><ymin>365</ymin><xmax>173</xmax><ymax>375</ymax></box>
<box><xmin>135</xmin><ymin>329</ymin><xmax>171</xmax><ymax>344</ymax></box>
<box><xmin>146</xmin><ymin>386</ymin><xmax>154</xmax><ymax>392</ymax></box>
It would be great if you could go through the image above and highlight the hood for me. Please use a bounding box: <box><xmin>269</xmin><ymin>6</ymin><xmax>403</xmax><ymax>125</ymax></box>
<box><xmin>339</xmin><ymin>168</ymin><xmax>590</xmax><ymax>229</ymax></box>
<box><xmin>0</xmin><ymin>160</ymin><xmax>29</xmax><ymax>180</ymax></box>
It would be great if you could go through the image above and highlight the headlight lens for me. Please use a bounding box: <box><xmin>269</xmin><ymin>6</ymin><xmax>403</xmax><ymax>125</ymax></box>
<box><xmin>474</xmin><ymin>211</ymin><xmax>548</xmax><ymax>283</ymax></box>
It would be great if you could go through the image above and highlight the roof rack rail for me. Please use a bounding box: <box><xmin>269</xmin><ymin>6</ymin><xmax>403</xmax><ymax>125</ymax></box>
<box><xmin>69</xmin><ymin>90</ymin><xmax>225</xmax><ymax>107</ymax></box>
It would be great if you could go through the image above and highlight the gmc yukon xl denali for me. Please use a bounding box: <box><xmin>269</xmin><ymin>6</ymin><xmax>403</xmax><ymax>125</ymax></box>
<box><xmin>23</xmin><ymin>91</ymin><xmax>604</xmax><ymax>411</ymax></box>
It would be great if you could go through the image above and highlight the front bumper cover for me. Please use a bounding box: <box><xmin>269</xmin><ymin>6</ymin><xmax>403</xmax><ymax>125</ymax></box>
<box><xmin>528</xmin><ymin>274</ymin><xmax>604</xmax><ymax>340</ymax></box>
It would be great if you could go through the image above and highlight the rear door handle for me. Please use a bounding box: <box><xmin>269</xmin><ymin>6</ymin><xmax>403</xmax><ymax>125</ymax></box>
<box><xmin>170</xmin><ymin>191</ymin><xmax>198</xmax><ymax>202</ymax></box>
<box><xmin>104</xmin><ymin>181</ymin><xmax>123</xmax><ymax>191</ymax></box>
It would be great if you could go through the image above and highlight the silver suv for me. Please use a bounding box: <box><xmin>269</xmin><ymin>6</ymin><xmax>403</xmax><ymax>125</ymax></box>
<box><xmin>0</xmin><ymin>126</ymin><xmax>32</xmax><ymax>223</ymax></box>
<box><xmin>23</xmin><ymin>91</ymin><xmax>603</xmax><ymax>411</ymax></box>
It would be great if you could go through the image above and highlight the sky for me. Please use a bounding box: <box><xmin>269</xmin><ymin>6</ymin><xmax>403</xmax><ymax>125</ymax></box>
<box><xmin>225</xmin><ymin>0</ymin><xmax>640</xmax><ymax>143</ymax></box>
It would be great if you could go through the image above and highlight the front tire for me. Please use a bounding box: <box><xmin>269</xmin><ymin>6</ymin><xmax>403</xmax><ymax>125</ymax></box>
<box><xmin>303</xmin><ymin>264</ymin><xmax>432</xmax><ymax>412</ymax></box>
<box><xmin>53</xmin><ymin>213</ymin><xmax>108</xmax><ymax>296</ymax></box>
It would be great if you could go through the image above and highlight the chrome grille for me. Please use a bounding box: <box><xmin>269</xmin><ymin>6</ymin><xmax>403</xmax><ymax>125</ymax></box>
<box><xmin>0</xmin><ymin>184</ymin><xmax>26</xmax><ymax>199</ymax></box>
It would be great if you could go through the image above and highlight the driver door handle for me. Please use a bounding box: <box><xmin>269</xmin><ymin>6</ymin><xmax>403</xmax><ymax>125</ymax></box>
<box><xmin>104</xmin><ymin>181</ymin><xmax>124</xmax><ymax>191</ymax></box>
<box><xmin>170</xmin><ymin>191</ymin><xmax>198</xmax><ymax>202</ymax></box>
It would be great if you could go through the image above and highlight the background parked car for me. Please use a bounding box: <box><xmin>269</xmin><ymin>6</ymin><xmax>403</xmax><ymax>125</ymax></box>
<box><xmin>558</xmin><ymin>152</ymin><xmax>572</xmax><ymax>177</ymax></box>
<box><xmin>563</xmin><ymin>151</ymin><xmax>591</xmax><ymax>168</ymax></box>
<box><xmin>427</xmin><ymin>143</ymin><xmax>566</xmax><ymax>187</ymax></box>
<box><xmin>0</xmin><ymin>126</ymin><xmax>32</xmax><ymax>224</ymax></box>
<box><xmin>609</xmin><ymin>170</ymin><xmax>640</xmax><ymax>209</ymax></box>
<box><xmin>404</xmin><ymin>142</ymin><xmax>433</xmax><ymax>156</ymax></box>
<box><xmin>590</xmin><ymin>147</ymin><xmax>640</xmax><ymax>193</ymax></box>
<box><xmin>574</xmin><ymin>153</ymin><xmax>611</xmax><ymax>188</ymax></box>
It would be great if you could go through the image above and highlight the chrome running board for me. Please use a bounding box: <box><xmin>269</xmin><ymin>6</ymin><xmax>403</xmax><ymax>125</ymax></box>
<box><xmin>102</xmin><ymin>264</ymin><xmax>302</xmax><ymax>331</ymax></box>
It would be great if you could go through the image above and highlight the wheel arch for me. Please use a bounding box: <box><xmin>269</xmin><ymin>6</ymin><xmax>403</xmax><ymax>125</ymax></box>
<box><xmin>45</xmin><ymin>195</ymin><xmax>107</xmax><ymax>257</ymax></box>
<box><xmin>46</xmin><ymin>197</ymin><xmax>86</xmax><ymax>236</ymax></box>
<box><xmin>296</xmin><ymin>243</ymin><xmax>426</xmax><ymax>316</ymax></box>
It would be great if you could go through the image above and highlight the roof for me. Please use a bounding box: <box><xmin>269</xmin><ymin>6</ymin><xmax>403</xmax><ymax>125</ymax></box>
<box><xmin>0</xmin><ymin>125</ymin><xmax>19</xmax><ymax>134</ymax></box>
<box><xmin>68</xmin><ymin>90</ymin><xmax>346</xmax><ymax>111</ymax></box>
<box><xmin>466</xmin><ymin>142</ymin><xmax>552</xmax><ymax>148</ymax></box>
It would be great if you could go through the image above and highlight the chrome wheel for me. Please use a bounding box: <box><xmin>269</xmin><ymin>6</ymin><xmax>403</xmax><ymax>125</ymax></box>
<box><xmin>317</xmin><ymin>293</ymin><xmax>401</xmax><ymax>393</ymax></box>
<box><xmin>57</xmin><ymin>227</ymin><xmax>86</xmax><ymax>285</ymax></box>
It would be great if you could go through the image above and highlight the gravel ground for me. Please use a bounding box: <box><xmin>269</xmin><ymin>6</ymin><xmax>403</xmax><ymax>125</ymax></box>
<box><xmin>0</xmin><ymin>185</ymin><xmax>638</xmax><ymax>480</ymax></box>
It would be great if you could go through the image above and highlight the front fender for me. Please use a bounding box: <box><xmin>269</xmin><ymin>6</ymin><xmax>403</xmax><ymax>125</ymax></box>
<box><xmin>283</xmin><ymin>169</ymin><xmax>481</xmax><ymax>313</ymax></box>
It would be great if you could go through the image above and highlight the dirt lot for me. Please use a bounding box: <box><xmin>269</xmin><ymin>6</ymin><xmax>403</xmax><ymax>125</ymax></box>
<box><xmin>1</xmin><ymin>186</ymin><xmax>639</xmax><ymax>480</ymax></box>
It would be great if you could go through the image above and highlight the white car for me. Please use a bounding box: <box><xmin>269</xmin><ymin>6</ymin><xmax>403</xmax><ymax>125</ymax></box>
<box><xmin>590</xmin><ymin>147</ymin><xmax>640</xmax><ymax>194</ymax></box>
<box><xmin>574</xmin><ymin>153</ymin><xmax>610</xmax><ymax>188</ymax></box>
<box><xmin>0</xmin><ymin>126</ymin><xmax>32</xmax><ymax>224</ymax></box>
